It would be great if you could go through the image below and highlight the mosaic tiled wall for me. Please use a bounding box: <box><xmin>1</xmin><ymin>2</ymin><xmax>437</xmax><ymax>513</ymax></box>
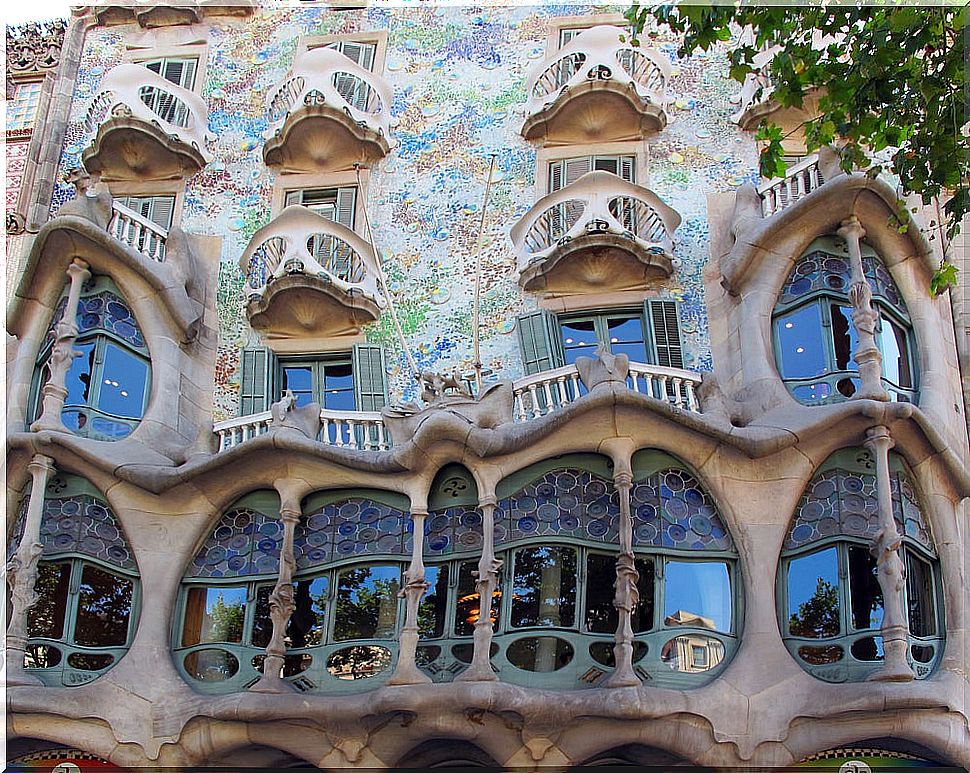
<box><xmin>47</xmin><ymin>3</ymin><xmax>760</xmax><ymax>420</ymax></box>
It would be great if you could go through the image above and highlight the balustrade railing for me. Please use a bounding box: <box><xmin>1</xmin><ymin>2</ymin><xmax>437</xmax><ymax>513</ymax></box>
<box><xmin>213</xmin><ymin>361</ymin><xmax>702</xmax><ymax>453</ymax></box>
<box><xmin>757</xmin><ymin>154</ymin><xmax>825</xmax><ymax>217</ymax></box>
<box><xmin>108</xmin><ymin>201</ymin><xmax>168</xmax><ymax>262</ymax></box>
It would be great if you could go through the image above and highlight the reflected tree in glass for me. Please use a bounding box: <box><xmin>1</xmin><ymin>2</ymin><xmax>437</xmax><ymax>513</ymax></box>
<box><xmin>74</xmin><ymin>565</ymin><xmax>133</xmax><ymax>647</ymax></box>
<box><xmin>334</xmin><ymin>564</ymin><xmax>400</xmax><ymax>641</ymax></box>
<box><xmin>418</xmin><ymin>565</ymin><xmax>448</xmax><ymax>639</ymax></box>
<box><xmin>511</xmin><ymin>546</ymin><xmax>576</xmax><ymax>628</ymax></box>
<box><xmin>787</xmin><ymin>548</ymin><xmax>840</xmax><ymax>638</ymax></box>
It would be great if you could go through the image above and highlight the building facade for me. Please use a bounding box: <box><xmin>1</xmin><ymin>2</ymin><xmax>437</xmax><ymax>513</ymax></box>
<box><xmin>5</xmin><ymin>2</ymin><xmax>969</xmax><ymax>769</ymax></box>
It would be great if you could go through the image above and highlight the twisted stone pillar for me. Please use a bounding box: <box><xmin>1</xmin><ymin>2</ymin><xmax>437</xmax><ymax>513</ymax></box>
<box><xmin>31</xmin><ymin>259</ymin><xmax>92</xmax><ymax>433</ymax></box>
<box><xmin>251</xmin><ymin>484</ymin><xmax>302</xmax><ymax>693</ymax></box>
<box><xmin>388</xmin><ymin>508</ymin><xmax>431</xmax><ymax>685</ymax></box>
<box><xmin>864</xmin><ymin>425</ymin><xmax>914</xmax><ymax>681</ymax></box>
<box><xmin>605</xmin><ymin>470</ymin><xmax>641</xmax><ymax>687</ymax></box>
<box><xmin>457</xmin><ymin>495</ymin><xmax>500</xmax><ymax>682</ymax></box>
<box><xmin>6</xmin><ymin>454</ymin><xmax>55</xmax><ymax>686</ymax></box>
<box><xmin>838</xmin><ymin>216</ymin><xmax>888</xmax><ymax>401</ymax></box>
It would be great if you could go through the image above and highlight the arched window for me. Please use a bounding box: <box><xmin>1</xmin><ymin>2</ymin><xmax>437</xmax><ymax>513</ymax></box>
<box><xmin>773</xmin><ymin>236</ymin><xmax>916</xmax><ymax>404</ymax></box>
<box><xmin>779</xmin><ymin>448</ymin><xmax>943</xmax><ymax>681</ymax></box>
<box><xmin>415</xmin><ymin>453</ymin><xmax>739</xmax><ymax>689</ymax></box>
<box><xmin>6</xmin><ymin>474</ymin><xmax>139</xmax><ymax>686</ymax></box>
<box><xmin>30</xmin><ymin>275</ymin><xmax>151</xmax><ymax>440</ymax></box>
<box><xmin>174</xmin><ymin>489</ymin><xmax>412</xmax><ymax>694</ymax></box>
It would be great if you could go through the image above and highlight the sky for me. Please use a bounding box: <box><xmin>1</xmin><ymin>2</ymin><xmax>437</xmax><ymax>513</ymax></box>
<box><xmin>5</xmin><ymin>0</ymin><xmax>73</xmax><ymax>25</ymax></box>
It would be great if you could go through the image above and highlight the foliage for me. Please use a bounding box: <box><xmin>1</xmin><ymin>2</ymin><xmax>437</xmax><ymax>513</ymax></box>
<box><xmin>209</xmin><ymin>591</ymin><xmax>245</xmax><ymax>643</ymax></box>
<box><xmin>626</xmin><ymin>3</ymin><xmax>968</xmax><ymax>294</ymax></box>
<box><xmin>789</xmin><ymin>577</ymin><xmax>840</xmax><ymax>638</ymax></box>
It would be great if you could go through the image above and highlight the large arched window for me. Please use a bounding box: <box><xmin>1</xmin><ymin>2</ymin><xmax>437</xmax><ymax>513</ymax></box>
<box><xmin>174</xmin><ymin>489</ymin><xmax>413</xmax><ymax>694</ymax></box>
<box><xmin>415</xmin><ymin>453</ymin><xmax>739</xmax><ymax>689</ymax></box>
<box><xmin>779</xmin><ymin>448</ymin><xmax>943</xmax><ymax>682</ymax></box>
<box><xmin>29</xmin><ymin>275</ymin><xmax>151</xmax><ymax>440</ymax></box>
<box><xmin>773</xmin><ymin>236</ymin><xmax>916</xmax><ymax>404</ymax></box>
<box><xmin>7</xmin><ymin>474</ymin><xmax>140</xmax><ymax>686</ymax></box>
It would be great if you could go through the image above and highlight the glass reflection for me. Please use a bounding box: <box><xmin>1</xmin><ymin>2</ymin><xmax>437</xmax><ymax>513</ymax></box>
<box><xmin>326</xmin><ymin>645</ymin><xmax>391</xmax><ymax>680</ymax></box>
<box><xmin>64</xmin><ymin>342</ymin><xmax>96</xmax><ymax>407</ymax></box>
<box><xmin>605</xmin><ymin>315</ymin><xmax>647</xmax><ymax>363</ymax></box>
<box><xmin>506</xmin><ymin>636</ymin><xmax>574</xmax><ymax>672</ymax></box>
<box><xmin>511</xmin><ymin>546</ymin><xmax>576</xmax><ymax>628</ymax></box>
<box><xmin>322</xmin><ymin>362</ymin><xmax>355</xmax><ymax>410</ymax></box>
<box><xmin>831</xmin><ymin>304</ymin><xmax>859</xmax><ymax>372</ymax></box>
<box><xmin>663</xmin><ymin>561</ymin><xmax>731</xmax><ymax>633</ymax></box>
<box><xmin>74</xmin><ymin>564</ymin><xmax>133</xmax><ymax>647</ymax></box>
<box><xmin>251</xmin><ymin>576</ymin><xmax>328</xmax><ymax>649</ymax></box>
<box><xmin>585</xmin><ymin>553</ymin><xmax>653</xmax><ymax>634</ymax></box>
<box><xmin>27</xmin><ymin>562</ymin><xmax>71</xmax><ymax>640</ymax></box>
<box><xmin>184</xmin><ymin>648</ymin><xmax>239</xmax><ymax>681</ymax></box>
<box><xmin>906</xmin><ymin>551</ymin><xmax>936</xmax><ymax>637</ymax></box>
<box><xmin>455</xmin><ymin>560</ymin><xmax>500</xmax><ymax>636</ymax></box>
<box><xmin>847</xmin><ymin>545</ymin><xmax>883</xmax><ymax>632</ymax></box>
<box><xmin>660</xmin><ymin>633</ymin><xmax>725</xmax><ymax>672</ymax></box>
<box><xmin>418</xmin><ymin>565</ymin><xmax>448</xmax><ymax>639</ymax></box>
<box><xmin>181</xmin><ymin>586</ymin><xmax>247</xmax><ymax>646</ymax></box>
<box><xmin>334</xmin><ymin>564</ymin><xmax>400</xmax><ymax>640</ymax></box>
<box><xmin>787</xmin><ymin>548</ymin><xmax>840</xmax><ymax>638</ymax></box>
<box><xmin>776</xmin><ymin>305</ymin><xmax>826</xmax><ymax>378</ymax></box>
<box><xmin>879</xmin><ymin>317</ymin><xmax>912</xmax><ymax>388</ymax></box>
<box><xmin>561</xmin><ymin>320</ymin><xmax>598</xmax><ymax>364</ymax></box>
<box><xmin>282</xmin><ymin>366</ymin><xmax>313</xmax><ymax>407</ymax></box>
<box><xmin>97</xmin><ymin>343</ymin><xmax>148</xmax><ymax>418</ymax></box>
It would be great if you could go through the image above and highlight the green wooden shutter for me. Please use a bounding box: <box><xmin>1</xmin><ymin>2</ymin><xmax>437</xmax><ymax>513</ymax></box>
<box><xmin>516</xmin><ymin>310</ymin><xmax>564</xmax><ymax>375</ymax></box>
<box><xmin>352</xmin><ymin>344</ymin><xmax>387</xmax><ymax>411</ymax></box>
<box><xmin>336</xmin><ymin>187</ymin><xmax>357</xmax><ymax>230</ymax></box>
<box><xmin>239</xmin><ymin>347</ymin><xmax>277</xmax><ymax>416</ymax></box>
<box><xmin>646</xmin><ymin>300</ymin><xmax>684</xmax><ymax>369</ymax></box>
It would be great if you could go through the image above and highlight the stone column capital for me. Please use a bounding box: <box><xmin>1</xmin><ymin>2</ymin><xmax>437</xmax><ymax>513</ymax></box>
<box><xmin>27</xmin><ymin>454</ymin><xmax>55</xmax><ymax>477</ymax></box>
<box><xmin>838</xmin><ymin>215</ymin><xmax>866</xmax><ymax>242</ymax></box>
<box><xmin>864</xmin><ymin>424</ymin><xmax>895</xmax><ymax>454</ymax></box>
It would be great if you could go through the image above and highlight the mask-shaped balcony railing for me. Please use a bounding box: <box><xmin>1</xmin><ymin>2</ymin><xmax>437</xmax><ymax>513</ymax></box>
<box><xmin>263</xmin><ymin>47</ymin><xmax>395</xmax><ymax>172</ymax></box>
<box><xmin>522</xmin><ymin>26</ymin><xmax>669</xmax><ymax>142</ymax></box>
<box><xmin>239</xmin><ymin>206</ymin><xmax>385</xmax><ymax>337</ymax></box>
<box><xmin>511</xmin><ymin>171</ymin><xmax>681</xmax><ymax>293</ymax></box>
<box><xmin>82</xmin><ymin>63</ymin><xmax>211</xmax><ymax>180</ymax></box>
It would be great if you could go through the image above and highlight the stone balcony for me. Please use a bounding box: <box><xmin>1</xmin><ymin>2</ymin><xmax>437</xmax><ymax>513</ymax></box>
<box><xmin>82</xmin><ymin>64</ymin><xmax>211</xmax><ymax>181</ymax></box>
<box><xmin>239</xmin><ymin>206</ymin><xmax>386</xmax><ymax>338</ymax></box>
<box><xmin>511</xmin><ymin>170</ymin><xmax>681</xmax><ymax>295</ymax></box>
<box><xmin>262</xmin><ymin>47</ymin><xmax>395</xmax><ymax>173</ymax></box>
<box><xmin>521</xmin><ymin>25</ymin><xmax>669</xmax><ymax>144</ymax></box>
<box><xmin>92</xmin><ymin>1</ymin><xmax>255</xmax><ymax>27</ymax></box>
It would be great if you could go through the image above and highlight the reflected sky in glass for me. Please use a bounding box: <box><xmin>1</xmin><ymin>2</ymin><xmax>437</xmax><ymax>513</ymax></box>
<box><xmin>64</xmin><ymin>341</ymin><xmax>96</xmax><ymax>406</ymax></box>
<box><xmin>776</xmin><ymin>304</ymin><xmax>826</xmax><ymax>378</ymax></box>
<box><xmin>664</xmin><ymin>561</ymin><xmax>731</xmax><ymax>632</ymax></box>
<box><xmin>98</xmin><ymin>343</ymin><xmax>148</xmax><ymax>418</ymax></box>
<box><xmin>787</xmin><ymin>547</ymin><xmax>839</xmax><ymax>636</ymax></box>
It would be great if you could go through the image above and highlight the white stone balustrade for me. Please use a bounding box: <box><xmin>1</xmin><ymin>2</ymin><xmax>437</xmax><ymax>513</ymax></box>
<box><xmin>108</xmin><ymin>201</ymin><xmax>168</xmax><ymax>261</ymax></box>
<box><xmin>239</xmin><ymin>206</ymin><xmax>385</xmax><ymax>307</ymax></box>
<box><xmin>84</xmin><ymin>63</ymin><xmax>210</xmax><ymax>158</ymax></box>
<box><xmin>266</xmin><ymin>47</ymin><xmax>395</xmax><ymax>141</ymax></box>
<box><xmin>511</xmin><ymin>170</ymin><xmax>681</xmax><ymax>269</ymax></box>
<box><xmin>757</xmin><ymin>154</ymin><xmax>825</xmax><ymax>217</ymax></box>
<box><xmin>213</xmin><ymin>361</ymin><xmax>702</xmax><ymax>453</ymax></box>
<box><xmin>524</xmin><ymin>26</ymin><xmax>668</xmax><ymax>122</ymax></box>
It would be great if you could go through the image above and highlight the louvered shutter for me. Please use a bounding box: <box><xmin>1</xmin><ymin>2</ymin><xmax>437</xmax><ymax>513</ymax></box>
<box><xmin>516</xmin><ymin>310</ymin><xmax>564</xmax><ymax>375</ymax></box>
<box><xmin>646</xmin><ymin>300</ymin><xmax>684</xmax><ymax>369</ymax></box>
<box><xmin>548</xmin><ymin>160</ymin><xmax>564</xmax><ymax>193</ymax></box>
<box><xmin>147</xmin><ymin>196</ymin><xmax>175</xmax><ymax>230</ymax></box>
<box><xmin>239</xmin><ymin>347</ymin><xmax>277</xmax><ymax>416</ymax></box>
<box><xmin>285</xmin><ymin>190</ymin><xmax>302</xmax><ymax>207</ymax></box>
<box><xmin>564</xmin><ymin>157</ymin><xmax>592</xmax><ymax>186</ymax></box>
<box><xmin>352</xmin><ymin>344</ymin><xmax>387</xmax><ymax>411</ymax></box>
<box><xmin>618</xmin><ymin>155</ymin><xmax>636</xmax><ymax>183</ymax></box>
<box><xmin>335</xmin><ymin>187</ymin><xmax>357</xmax><ymax>229</ymax></box>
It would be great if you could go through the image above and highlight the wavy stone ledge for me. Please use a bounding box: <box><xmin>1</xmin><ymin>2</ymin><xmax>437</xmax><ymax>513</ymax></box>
<box><xmin>82</xmin><ymin>116</ymin><xmax>208</xmax><ymax>182</ymax></box>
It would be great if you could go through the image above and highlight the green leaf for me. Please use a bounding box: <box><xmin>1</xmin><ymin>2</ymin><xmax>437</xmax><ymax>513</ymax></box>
<box><xmin>930</xmin><ymin>261</ymin><xmax>959</xmax><ymax>297</ymax></box>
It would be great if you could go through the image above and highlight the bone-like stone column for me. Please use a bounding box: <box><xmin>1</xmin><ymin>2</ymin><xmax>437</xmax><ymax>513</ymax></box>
<box><xmin>838</xmin><ymin>216</ymin><xmax>888</xmax><ymax>401</ymax></box>
<box><xmin>456</xmin><ymin>495</ymin><xmax>500</xmax><ymax>682</ymax></box>
<box><xmin>250</xmin><ymin>482</ymin><xmax>301</xmax><ymax>693</ymax></box>
<box><xmin>5</xmin><ymin>454</ymin><xmax>55</xmax><ymax>686</ymax></box>
<box><xmin>31</xmin><ymin>259</ymin><xmax>92</xmax><ymax>433</ymax></box>
<box><xmin>388</xmin><ymin>508</ymin><xmax>432</xmax><ymax>685</ymax></box>
<box><xmin>864</xmin><ymin>424</ymin><xmax>914</xmax><ymax>681</ymax></box>
<box><xmin>605</xmin><ymin>470</ymin><xmax>641</xmax><ymax>687</ymax></box>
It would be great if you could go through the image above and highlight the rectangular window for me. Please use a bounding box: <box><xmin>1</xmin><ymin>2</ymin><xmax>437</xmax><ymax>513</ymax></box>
<box><xmin>326</xmin><ymin>40</ymin><xmax>377</xmax><ymax>71</ymax></box>
<box><xmin>8</xmin><ymin>80</ymin><xmax>43</xmax><ymax>131</ymax></box>
<box><xmin>113</xmin><ymin>195</ymin><xmax>176</xmax><ymax>231</ymax></box>
<box><xmin>787</xmin><ymin>547</ymin><xmax>840</xmax><ymax>638</ymax></box>
<box><xmin>180</xmin><ymin>586</ymin><xmax>247</xmax><ymax>646</ymax></box>
<box><xmin>511</xmin><ymin>546</ymin><xmax>577</xmax><ymax>628</ymax></box>
<box><xmin>284</xmin><ymin>186</ymin><xmax>357</xmax><ymax>230</ymax></box>
<box><xmin>141</xmin><ymin>57</ymin><xmax>198</xmax><ymax>90</ymax></box>
<box><xmin>906</xmin><ymin>550</ymin><xmax>936</xmax><ymax>638</ymax></box>
<box><xmin>455</xmin><ymin>560</ymin><xmax>500</xmax><ymax>636</ymax></box>
<box><xmin>333</xmin><ymin>564</ymin><xmax>400</xmax><ymax>640</ymax></box>
<box><xmin>279</xmin><ymin>356</ymin><xmax>355</xmax><ymax>411</ymax></box>
<box><xmin>560</xmin><ymin>312</ymin><xmax>648</xmax><ymax>365</ymax></box>
<box><xmin>664</xmin><ymin>560</ymin><xmax>732</xmax><ymax>634</ymax></box>
<box><xmin>548</xmin><ymin>155</ymin><xmax>635</xmax><ymax>193</ymax></box>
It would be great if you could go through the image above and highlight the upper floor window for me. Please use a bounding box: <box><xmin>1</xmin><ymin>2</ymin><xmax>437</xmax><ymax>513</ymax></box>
<box><xmin>284</xmin><ymin>186</ymin><xmax>357</xmax><ymax>230</ymax></box>
<box><xmin>7</xmin><ymin>474</ymin><xmax>139</xmax><ymax>687</ymax></box>
<box><xmin>307</xmin><ymin>40</ymin><xmax>378</xmax><ymax>112</ymax></box>
<box><xmin>8</xmin><ymin>80</ymin><xmax>43</xmax><ymax>131</ymax></box>
<box><xmin>517</xmin><ymin>301</ymin><xmax>683</xmax><ymax>376</ymax></box>
<box><xmin>141</xmin><ymin>57</ymin><xmax>197</xmax><ymax>90</ymax></box>
<box><xmin>136</xmin><ymin>57</ymin><xmax>198</xmax><ymax>127</ymax></box>
<box><xmin>779</xmin><ymin>449</ymin><xmax>942</xmax><ymax>682</ymax></box>
<box><xmin>30</xmin><ymin>275</ymin><xmax>151</xmax><ymax>441</ymax></box>
<box><xmin>548</xmin><ymin>154</ymin><xmax>635</xmax><ymax>193</ymax></box>
<box><xmin>279</xmin><ymin>355</ymin><xmax>355</xmax><ymax>411</ymax></box>
<box><xmin>773</xmin><ymin>235</ymin><xmax>916</xmax><ymax>404</ymax></box>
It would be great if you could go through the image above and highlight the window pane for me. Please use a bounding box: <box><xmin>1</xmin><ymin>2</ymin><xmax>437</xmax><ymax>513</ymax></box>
<box><xmin>585</xmin><ymin>553</ymin><xmax>654</xmax><ymax>634</ymax></box>
<box><xmin>511</xmin><ymin>546</ymin><xmax>577</xmax><ymax>628</ymax></box>
<box><xmin>73</xmin><ymin>564</ymin><xmax>134</xmax><ymax>647</ymax></box>
<box><xmin>8</xmin><ymin>81</ymin><xmax>42</xmax><ymax>130</ymax></box>
<box><xmin>880</xmin><ymin>317</ymin><xmax>913</xmax><ymax>389</ymax></box>
<box><xmin>418</xmin><ymin>565</ymin><xmax>448</xmax><ymax>639</ymax></box>
<box><xmin>831</xmin><ymin>304</ymin><xmax>859</xmax><ymax>371</ymax></box>
<box><xmin>64</xmin><ymin>341</ymin><xmax>96</xmax><ymax>407</ymax></box>
<box><xmin>252</xmin><ymin>584</ymin><xmax>274</xmax><ymax>649</ymax></box>
<box><xmin>181</xmin><ymin>586</ymin><xmax>247</xmax><ymax>646</ymax></box>
<box><xmin>606</xmin><ymin>316</ymin><xmax>647</xmax><ymax>362</ymax></box>
<box><xmin>282</xmin><ymin>366</ymin><xmax>314</xmax><ymax>407</ymax></box>
<box><xmin>455</xmin><ymin>560</ymin><xmax>500</xmax><ymax>636</ymax></box>
<box><xmin>27</xmin><ymin>562</ymin><xmax>71</xmax><ymax>640</ymax></box>
<box><xmin>322</xmin><ymin>361</ymin><xmax>355</xmax><ymax>410</ymax></box>
<box><xmin>290</xmin><ymin>576</ymin><xmax>328</xmax><ymax>647</ymax></box>
<box><xmin>561</xmin><ymin>319</ymin><xmax>598</xmax><ymax>364</ymax></box>
<box><xmin>98</xmin><ymin>343</ymin><xmax>149</xmax><ymax>418</ymax></box>
<box><xmin>775</xmin><ymin>304</ymin><xmax>827</xmax><ymax>379</ymax></box>
<box><xmin>787</xmin><ymin>548</ymin><xmax>840</xmax><ymax>638</ymax></box>
<box><xmin>334</xmin><ymin>564</ymin><xmax>400</xmax><ymax>641</ymax></box>
<box><xmin>906</xmin><ymin>550</ymin><xmax>936</xmax><ymax>637</ymax></box>
<box><xmin>664</xmin><ymin>561</ymin><xmax>732</xmax><ymax>633</ymax></box>
<box><xmin>847</xmin><ymin>545</ymin><xmax>883</xmax><ymax>631</ymax></box>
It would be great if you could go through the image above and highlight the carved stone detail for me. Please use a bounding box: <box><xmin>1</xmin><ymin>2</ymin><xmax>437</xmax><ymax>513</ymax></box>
<box><xmin>6</xmin><ymin>20</ymin><xmax>66</xmax><ymax>78</ymax></box>
<box><xmin>269</xmin><ymin>389</ymin><xmax>322</xmax><ymax>440</ymax></box>
<box><xmin>388</xmin><ymin>510</ymin><xmax>432</xmax><ymax>685</ymax></box>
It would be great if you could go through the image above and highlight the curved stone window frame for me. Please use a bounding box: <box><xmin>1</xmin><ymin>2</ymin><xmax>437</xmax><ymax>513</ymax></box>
<box><xmin>8</xmin><ymin>474</ymin><xmax>141</xmax><ymax>687</ymax></box>
<box><xmin>412</xmin><ymin>452</ymin><xmax>740</xmax><ymax>689</ymax></box>
<box><xmin>28</xmin><ymin>274</ymin><xmax>152</xmax><ymax>441</ymax></box>
<box><xmin>778</xmin><ymin>449</ymin><xmax>944</xmax><ymax>682</ymax></box>
<box><xmin>771</xmin><ymin>235</ymin><xmax>917</xmax><ymax>405</ymax></box>
<box><xmin>174</xmin><ymin>488</ymin><xmax>411</xmax><ymax>695</ymax></box>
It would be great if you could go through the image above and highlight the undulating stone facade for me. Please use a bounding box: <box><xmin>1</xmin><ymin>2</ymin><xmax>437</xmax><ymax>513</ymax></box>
<box><xmin>5</xmin><ymin>2</ymin><xmax>969</xmax><ymax>769</ymax></box>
